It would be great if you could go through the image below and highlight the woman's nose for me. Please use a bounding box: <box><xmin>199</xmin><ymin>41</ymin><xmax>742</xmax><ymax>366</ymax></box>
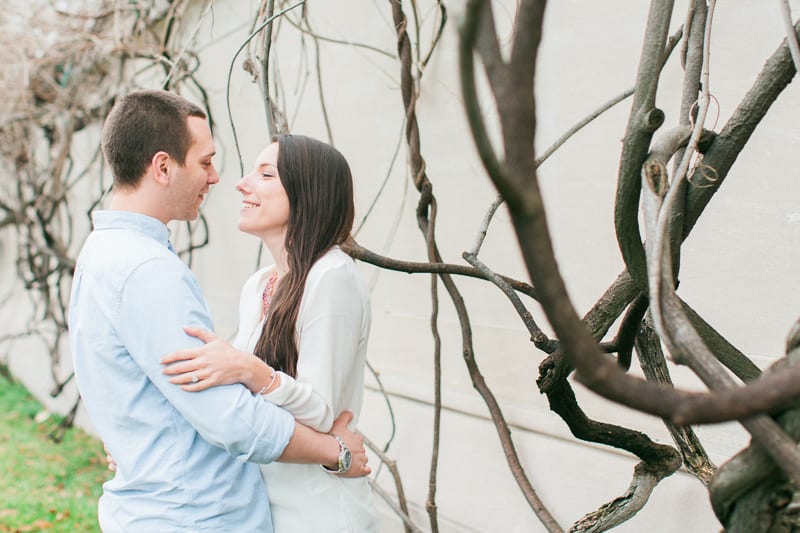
<box><xmin>235</xmin><ymin>175</ymin><xmax>250</xmax><ymax>193</ymax></box>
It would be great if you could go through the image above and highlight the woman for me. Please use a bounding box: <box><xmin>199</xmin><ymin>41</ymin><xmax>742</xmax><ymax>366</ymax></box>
<box><xmin>159</xmin><ymin>134</ymin><xmax>378</xmax><ymax>532</ymax></box>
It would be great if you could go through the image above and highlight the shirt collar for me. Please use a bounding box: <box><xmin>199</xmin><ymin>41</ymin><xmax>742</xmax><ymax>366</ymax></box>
<box><xmin>91</xmin><ymin>210</ymin><xmax>171</xmax><ymax>248</ymax></box>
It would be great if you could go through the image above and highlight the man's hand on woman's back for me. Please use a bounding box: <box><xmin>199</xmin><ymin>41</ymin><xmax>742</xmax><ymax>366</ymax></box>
<box><xmin>330</xmin><ymin>411</ymin><xmax>371</xmax><ymax>478</ymax></box>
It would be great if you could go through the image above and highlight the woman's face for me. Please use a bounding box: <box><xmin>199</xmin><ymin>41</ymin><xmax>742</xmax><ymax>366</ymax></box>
<box><xmin>236</xmin><ymin>142</ymin><xmax>290</xmax><ymax>241</ymax></box>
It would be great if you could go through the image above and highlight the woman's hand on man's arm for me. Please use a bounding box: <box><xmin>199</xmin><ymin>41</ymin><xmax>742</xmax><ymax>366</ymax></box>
<box><xmin>160</xmin><ymin>326</ymin><xmax>279</xmax><ymax>394</ymax></box>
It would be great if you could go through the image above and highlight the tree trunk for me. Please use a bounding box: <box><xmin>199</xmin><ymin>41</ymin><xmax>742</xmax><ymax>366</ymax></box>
<box><xmin>725</xmin><ymin>476</ymin><xmax>800</xmax><ymax>533</ymax></box>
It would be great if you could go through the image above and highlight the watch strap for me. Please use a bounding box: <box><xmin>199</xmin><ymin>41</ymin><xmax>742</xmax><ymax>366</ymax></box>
<box><xmin>320</xmin><ymin>434</ymin><xmax>349</xmax><ymax>474</ymax></box>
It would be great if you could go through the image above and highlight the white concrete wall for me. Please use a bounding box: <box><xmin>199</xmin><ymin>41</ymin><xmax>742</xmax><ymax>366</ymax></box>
<box><xmin>5</xmin><ymin>1</ymin><xmax>800</xmax><ymax>531</ymax></box>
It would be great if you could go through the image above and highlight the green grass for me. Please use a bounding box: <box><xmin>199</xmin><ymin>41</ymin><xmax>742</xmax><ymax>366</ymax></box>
<box><xmin>0</xmin><ymin>370</ymin><xmax>111</xmax><ymax>532</ymax></box>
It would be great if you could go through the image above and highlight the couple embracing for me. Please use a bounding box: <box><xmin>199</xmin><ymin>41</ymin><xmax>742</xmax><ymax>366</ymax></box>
<box><xmin>68</xmin><ymin>90</ymin><xmax>379</xmax><ymax>532</ymax></box>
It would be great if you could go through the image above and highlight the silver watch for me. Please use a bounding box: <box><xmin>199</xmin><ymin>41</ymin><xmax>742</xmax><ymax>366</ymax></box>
<box><xmin>321</xmin><ymin>434</ymin><xmax>352</xmax><ymax>474</ymax></box>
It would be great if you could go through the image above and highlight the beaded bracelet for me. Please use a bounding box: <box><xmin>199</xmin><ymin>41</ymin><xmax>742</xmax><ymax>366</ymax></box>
<box><xmin>257</xmin><ymin>368</ymin><xmax>277</xmax><ymax>395</ymax></box>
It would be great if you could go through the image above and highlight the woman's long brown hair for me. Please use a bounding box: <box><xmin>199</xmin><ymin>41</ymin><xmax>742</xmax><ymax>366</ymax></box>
<box><xmin>252</xmin><ymin>134</ymin><xmax>355</xmax><ymax>377</ymax></box>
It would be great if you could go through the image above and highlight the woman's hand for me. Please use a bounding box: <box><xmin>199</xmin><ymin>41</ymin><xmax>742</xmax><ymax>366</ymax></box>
<box><xmin>161</xmin><ymin>327</ymin><xmax>260</xmax><ymax>392</ymax></box>
<box><xmin>104</xmin><ymin>443</ymin><xmax>117</xmax><ymax>472</ymax></box>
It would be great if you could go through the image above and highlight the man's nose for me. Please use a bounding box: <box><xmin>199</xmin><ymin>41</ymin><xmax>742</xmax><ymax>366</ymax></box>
<box><xmin>209</xmin><ymin>165</ymin><xmax>220</xmax><ymax>184</ymax></box>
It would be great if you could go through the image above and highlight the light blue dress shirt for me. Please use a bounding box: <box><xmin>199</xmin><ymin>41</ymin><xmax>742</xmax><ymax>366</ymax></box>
<box><xmin>69</xmin><ymin>210</ymin><xmax>295</xmax><ymax>533</ymax></box>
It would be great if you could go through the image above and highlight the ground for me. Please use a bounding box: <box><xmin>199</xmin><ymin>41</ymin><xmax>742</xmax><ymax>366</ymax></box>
<box><xmin>0</xmin><ymin>370</ymin><xmax>109</xmax><ymax>532</ymax></box>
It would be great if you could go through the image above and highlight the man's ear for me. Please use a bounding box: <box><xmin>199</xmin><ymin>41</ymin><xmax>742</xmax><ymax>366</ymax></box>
<box><xmin>151</xmin><ymin>151</ymin><xmax>171</xmax><ymax>186</ymax></box>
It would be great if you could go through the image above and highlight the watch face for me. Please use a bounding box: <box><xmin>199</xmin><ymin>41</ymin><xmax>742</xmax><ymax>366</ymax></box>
<box><xmin>341</xmin><ymin>448</ymin><xmax>352</xmax><ymax>471</ymax></box>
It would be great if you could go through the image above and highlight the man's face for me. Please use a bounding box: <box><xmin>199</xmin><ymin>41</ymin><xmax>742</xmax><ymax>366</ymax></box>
<box><xmin>169</xmin><ymin>116</ymin><xmax>219</xmax><ymax>221</ymax></box>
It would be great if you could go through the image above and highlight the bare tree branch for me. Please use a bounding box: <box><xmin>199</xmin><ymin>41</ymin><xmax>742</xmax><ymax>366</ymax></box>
<box><xmin>396</xmin><ymin>2</ymin><xmax>560</xmax><ymax>530</ymax></box>
<box><xmin>569</xmin><ymin>461</ymin><xmax>680</xmax><ymax>533</ymax></box>
<box><xmin>343</xmin><ymin>240</ymin><xmax>538</xmax><ymax>300</ymax></box>
<box><xmin>709</xmin><ymin>320</ymin><xmax>800</xmax><ymax>528</ymax></box>
<box><xmin>635</xmin><ymin>316</ymin><xmax>716</xmax><ymax>484</ymax></box>
<box><xmin>226</xmin><ymin>0</ymin><xmax>307</xmax><ymax>175</ymax></box>
<box><xmin>614</xmin><ymin>0</ymin><xmax>674</xmax><ymax>290</ymax></box>
<box><xmin>463</xmin><ymin>251</ymin><xmax>555</xmax><ymax>352</ymax></box>
<box><xmin>461</xmin><ymin>0</ymin><xmax>800</xmax><ymax>426</ymax></box>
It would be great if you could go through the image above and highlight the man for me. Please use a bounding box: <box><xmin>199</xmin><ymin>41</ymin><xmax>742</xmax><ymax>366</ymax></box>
<box><xmin>68</xmin><ymin>90</ymin><xmax>368</xmax><ymax>532</ymax></box>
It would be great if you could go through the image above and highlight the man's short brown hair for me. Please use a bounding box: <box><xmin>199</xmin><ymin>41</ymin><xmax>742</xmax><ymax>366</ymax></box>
<box><xmin>101</xmin><ymin>90</ymin><xmax>207</xmax><ymax>188</ymax></box>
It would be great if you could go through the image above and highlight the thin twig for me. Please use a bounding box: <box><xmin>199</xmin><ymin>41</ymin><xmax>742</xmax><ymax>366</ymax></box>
<box><xmin>344</xmin><ymin>240</ymin><xmax>538</xmax><ymax>300</ymax></box>
<box><xmin>302</xmin><ymin>11</ymin><xmax>334</xmax><ymax>144</ymax></box>
<box><xmin>225</xmin><ymin>0</ymin><xmax>307</xmax><ymax>175</ymax></box>
<box><xmin>470</xmin><ymin>194</ymin><xmax>504</xmax><ymax>256</ymax></box>
<box><xmin>780</xmin><ymin>0</ymin><xmax>800</xmax><ymax>71</ymax></box>
<box><xmin>363</xmin><ymin>433</ymin><xmax>415</xmax><ymax>533</ymax></box>
<box><xmin>365</xmin><ymin>360</ymin><xmax>398</xmax><ymax>457</ymax></box>
<box><xmin>463</xmin><ymin>251</ymin><xmax>555</xmax><ymax>352</ymax></box>
<box><xmin>258</xmin><ymin>0</ymin><xmax>278</xmax><ymax>136</ymax></box>
<box><xmin>367</xmin><ymin>479</ymin><xmax>424</xmax><ymax>533</ymax></box>
<box><xmin>354</xmin><ymin>118</ymin><xmax>407</xmax><ymax>236</ymax></box>
<box><xmin>281</xmin><ymin>12</ymin><xmax>395</xmax><ymax>58</ymax></box>
<box><xmin>536</xmin><ymin>88</ymin><xmax>633</xmax><ymax>167</ymax></box>
<box><xmin>421</xmin><ymin>1</ymin><xmax>447</xmax><ymax>69</ymax></box>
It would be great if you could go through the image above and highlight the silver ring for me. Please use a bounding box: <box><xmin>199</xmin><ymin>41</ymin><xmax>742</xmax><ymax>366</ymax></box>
<box><xmin>191</xmin><ymin>372</ymin><xmax>199</xmax><ymax>384</ymax></box>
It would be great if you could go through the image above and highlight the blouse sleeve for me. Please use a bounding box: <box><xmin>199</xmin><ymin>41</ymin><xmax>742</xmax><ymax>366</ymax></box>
<box><xmin>261</xmin><ymin>260</ymin><xmax>366</xmax><ymax>433</ymax></box>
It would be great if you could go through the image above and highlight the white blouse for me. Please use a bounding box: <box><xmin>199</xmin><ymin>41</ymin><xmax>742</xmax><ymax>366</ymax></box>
<box><xmin>232</xmin><ymin>246</ymin><xmax>378</xmax><ymax>533</ymax></box>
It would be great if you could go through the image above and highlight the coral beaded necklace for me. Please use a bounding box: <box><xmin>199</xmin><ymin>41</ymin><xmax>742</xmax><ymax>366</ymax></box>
<box><xmin>261</xmin><ymin>270</ymin><xmax>279</xmax><ymax>319</ymax></box>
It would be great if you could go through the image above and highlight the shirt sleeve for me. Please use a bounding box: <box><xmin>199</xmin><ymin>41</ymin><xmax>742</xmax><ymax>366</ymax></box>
<box><xmin>261</xmin><ymin>262</ymin><xmax>366</xmax><ymax>433</ymax></box>
<box><xmin>116</xmin><ymin>256</ymin><xmax>295</xmax><ymax>464</ymax></box>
